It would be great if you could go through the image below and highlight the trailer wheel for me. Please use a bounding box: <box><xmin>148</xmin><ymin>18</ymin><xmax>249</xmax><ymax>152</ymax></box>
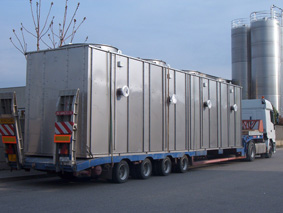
<box><xmin>136</xmin><ymin>158</ymin><xmax>152</xmax><ymax>179</ymax></box>
<box><xmin>176</xmin><ymin>155</ymin><xmax>189</xmax><ymax>173</ymax></box>
<box><xmin>157</xmin><ymin>157</ymin><xmax>172</xmax><ymax>176</ymax></box>
<box><xmin>265</xmin><ymin>141</ymin><xmax>273</xmax><ymax>158</ymax></box>
<box><xmin>112</xmin><ymin>160</ymin><xmax>130</xmax><ymax>183</ymax></box>
<box><xmin>246</xmin><ymin>141</ymin><xmax>255</xmax><ymax>161</ymax></box>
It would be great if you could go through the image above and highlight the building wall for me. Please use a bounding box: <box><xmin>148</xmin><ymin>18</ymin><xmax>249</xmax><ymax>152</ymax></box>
<box><xmin>275</xmin><ymin>125</ymin><xmax>283</xmax><ymax>147</ymax></box>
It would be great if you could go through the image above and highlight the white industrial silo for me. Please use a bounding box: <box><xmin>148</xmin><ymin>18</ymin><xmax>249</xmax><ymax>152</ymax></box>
<box><xmin>231</xmin><ymin>19</ymin><xmax>251</xmax><ymax>99</ymax></box>
<box><xmin>250</xmin><ymin>10</ymin><xmax>281</xmax><ymax>112</ymax></box>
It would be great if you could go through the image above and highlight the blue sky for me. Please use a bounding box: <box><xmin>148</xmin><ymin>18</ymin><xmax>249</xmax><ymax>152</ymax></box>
<box><xmin>0</xmin><ymin>0</ymin><xmax>281</xmax><ymax>88</ymax></box>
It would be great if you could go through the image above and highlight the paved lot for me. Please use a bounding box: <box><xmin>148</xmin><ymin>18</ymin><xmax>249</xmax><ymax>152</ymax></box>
<box><xmin>0</xmin><ymin>149</ymin><xmax>283</xmax><ymax>213</ymax></box>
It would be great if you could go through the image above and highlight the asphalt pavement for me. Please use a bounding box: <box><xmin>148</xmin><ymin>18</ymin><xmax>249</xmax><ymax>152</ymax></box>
<box><xmin>0</xmin><ymin>149</ymin><xmax>283</xmax><ymax>213</ymax></box>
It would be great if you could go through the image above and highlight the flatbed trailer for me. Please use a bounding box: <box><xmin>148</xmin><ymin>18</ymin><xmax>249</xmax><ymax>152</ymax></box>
<box><xmin>0</xmin><ymin>44</ymin><xmax>275</xmax><ymax>183</ymax></box>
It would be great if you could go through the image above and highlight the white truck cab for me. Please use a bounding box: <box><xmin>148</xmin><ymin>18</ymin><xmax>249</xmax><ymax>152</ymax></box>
<box><xmin>242</xmin><ymin>98</ymin><xmax>276</xmax><ymax>155</ymax></box>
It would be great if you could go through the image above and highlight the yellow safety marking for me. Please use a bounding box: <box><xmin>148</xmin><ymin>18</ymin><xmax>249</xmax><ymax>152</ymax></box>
<box><xmin>0</xmin><ymin>118</ymin><xmax>15</xmax><ymax>124</ymax></box>
<box><xmin>2</xmin><ymin>136</ymin><xmax>17</xmax><ymax>144</ymax></box>
<box><xmin>8</xmin><ymin>154</ymin><xmax>17</xmax><ymax>162</ymax></box>
<box><xmin>54</xmin><ymin>135</ymin><xmax>71</xmax><ymax>143</ymax></box>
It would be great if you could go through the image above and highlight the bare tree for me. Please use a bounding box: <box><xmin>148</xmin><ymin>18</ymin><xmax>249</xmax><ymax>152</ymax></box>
<box><xmin>48</xmin><ymin>1</ymin><xmax>87</xmax><ymax>48</ymax></box>
<box><xmin>10</xmin><ymin>0</ymin><xmax>87</xmax><ymax>56</ymax></box>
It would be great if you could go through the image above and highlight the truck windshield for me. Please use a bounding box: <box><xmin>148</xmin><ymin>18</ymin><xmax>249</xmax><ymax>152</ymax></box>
<box><xmin>270</xmin><ymin>111</ymin><xmax>275</xmax><ymax>124</ymax></box>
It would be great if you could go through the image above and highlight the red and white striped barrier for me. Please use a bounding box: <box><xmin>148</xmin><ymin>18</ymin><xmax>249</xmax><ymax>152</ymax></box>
<box><xmin>55</xmin><ymin>122</ymin><xmax>74</xmax><ymax>134</ymax></box>
<box><xmin>0</xmin><ymin>124</ymin><xmax>15</xmax><ymax>136</ymax></box>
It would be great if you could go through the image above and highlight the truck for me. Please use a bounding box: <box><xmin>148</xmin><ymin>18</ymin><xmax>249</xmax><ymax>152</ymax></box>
<box><xmin>242</xmin><ymin>99</ymin><xmax>276</xmax><ymax>160</ymax></box>
<box><xmin>0</xmin><ymin>44</ymin><xmax>276</xmax><ymax>183</ymax></box>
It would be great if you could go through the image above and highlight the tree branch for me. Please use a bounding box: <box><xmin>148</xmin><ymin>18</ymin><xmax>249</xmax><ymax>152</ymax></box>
<box><xmin>40</xmin><ymin>38</ymin><xmax>52</xmax><ymax>49</ymax></box>
<box><xmin>13</xmin><ymin>29</ymin><xmax>25</xmax><ymax>52</ymax></box>
<box><xmin>63</xmin><ymin>2</ymin><xmax>80</xmax><ymax>38</ymax></box>
<box><xmin>29</xmin><ymin>0</ymin><xmax>37</xmax><ymax>31</ymax></box>
<box><xmin>10</xmin><ymin>37</ymin><xmax>25</xmax><ymax>55</ymax></box>
<box><xmin>40</xmin><ymin>2</ymin><xmax>53</xmax><ymax>35</ymax></box>
<box><xmin>20</xmin><ymin>28</ymin><xmax>27</xmax><ymax>52</ymax></box>
<box><xmin>40</xmin><ymin>16</ymin><xmax>54</xmax><ymax>39</ymax></box>
<box><xmin>60</xmin><ymin>0</ymin><xmax>68</xmax><ymax>46</ymax></box>
<box><xmin>21</xmin><ymin>23</ymin><xmax>37</xmax><ymax>38</ymax></box>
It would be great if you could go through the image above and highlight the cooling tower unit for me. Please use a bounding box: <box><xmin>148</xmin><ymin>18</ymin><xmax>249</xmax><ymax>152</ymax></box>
<box><xmin>231</xmin><ymin>19</ymin><xmax>251</xmax><ymax>99</ymax></box>
<box><xmin>250</xmin><ymin>11</ymin><xmax>281</xmax><ymax>112</ymax></box>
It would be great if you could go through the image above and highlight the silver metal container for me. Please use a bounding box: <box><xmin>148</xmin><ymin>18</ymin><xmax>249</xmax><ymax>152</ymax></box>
<box><xmin>250</xmin><ymin>12</ymin><xmax>281</xmax><ymax>111</ymax></box>
<box><xmin>91</xmin><ymin>44</ymin><xmax>121</xmax><ymax>53</ymax></box>
<box><xmin>0</xmin><ymin>87</ymin><xmax>26</xmax><ymax>110</ymax></box>
<box><xmin>24</xmin><ymin>44</ymin><xmax>242</xmax><ymax>158</ymax></box>
<box><xmin>231</xmin><ymin>19</ymin><xmax>251</xmax><ymax>99</ymax></box>
<box><xmin>62</xmin><ymin>43</ymin><xmax>121</xmax><ymax>53</ymax></box>
<box><xmin>142</xmin><ymin>59</ymin><xmax>168</xmax><ymax>66</ymax></box>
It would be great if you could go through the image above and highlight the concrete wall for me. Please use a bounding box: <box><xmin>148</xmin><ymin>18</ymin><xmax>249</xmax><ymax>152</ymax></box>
<box><xmin>0</xmin><ymin>86</ymin><xmax>25</xmax><ymax>169</ymax></box>
<box><xmin>275</xmin><ymin>125</ymin><xmax>283</xmax><ymax>147</ymax></box>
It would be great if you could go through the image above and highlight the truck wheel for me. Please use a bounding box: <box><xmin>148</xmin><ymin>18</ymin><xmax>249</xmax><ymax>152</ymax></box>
<box><xmin>265</xmin><ymin>142</ymin><xmax>273</xmax><ymax>158</ymax></box>
<box><xmin>136</xmin><ymin>158</ymin><xmax>152</xmax><ymax>179</ymax></box>
<box><xmin>112</xmin><ymin>160</ymin><xmax>129</xmax><ymax>183</ymax></box>
<box><xmin>246</xmin><ymin>141</ymin><xmax>255</xmax><ymax>161</ymax></box>
<box><xmin>157</xmin><ymin>156</ymin><xmax>172</xmax><ymax>176</ymax></box>
<box><xmin>176</xmin><ymin>155</ymin><xmax>189</xmax><ymax>173</ymax></box>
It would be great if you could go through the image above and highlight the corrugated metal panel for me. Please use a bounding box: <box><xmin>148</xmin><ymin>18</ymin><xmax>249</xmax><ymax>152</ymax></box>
<box><xmin>128</xmin><ymin>59</ymin><xmax>143</xmax><ymax>153</ymax></box>
<box><xmin>25</xmin><ymin>46</ymin><xmax>89</xmax><ymax>157</ymax></box>
<box><xmin>23</xmin><ymin>44</ymin><xmax>242</xmax><ymax>159</ymax></box>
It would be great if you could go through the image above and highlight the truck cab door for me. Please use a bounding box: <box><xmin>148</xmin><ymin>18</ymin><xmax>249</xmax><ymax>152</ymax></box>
<box><xmin>266</xmin><ymin>110</ymin><xmax>276</xmax><ymax>143</ymax></box>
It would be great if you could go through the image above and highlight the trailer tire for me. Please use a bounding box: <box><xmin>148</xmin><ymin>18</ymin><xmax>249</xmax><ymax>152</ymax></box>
<box><xmin>265</xmin><ymin>141</ymin><xmax>273</xmax><ymax>158</ymax></box>
<box><xmin>176</xmin><ymin>155</ymin><xmax>189</xmax><ymax>173</ymax></box>
<box><xmin>157</xmin><ymin>157</ymin><xmax>172</xmax><ymax>176</ymax></box>
<box><xmin>136</xmin><ymin>158</ymin><xmax>152</xmax><ymax>179</ymax></box>
<box><xmin>112</xmin><ymin>160</ymin><xmax>130</xmax><ymax>183</ymax></box>
<box><xmin>246</xmin><ymin>141</ymin><xmax>255</xmax><ymax>161</ymax></box>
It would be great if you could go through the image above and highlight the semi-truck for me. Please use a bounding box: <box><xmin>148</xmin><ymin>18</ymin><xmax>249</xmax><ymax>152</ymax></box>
<box><xmin>0</xmin><ymin>44</ymin><xmax>276</xmax><ymax>183</ymax></box>
<box><xmin>242</xmin><ymin>99</ymin><xmax>276</xmax><ymax>160</ymax></box>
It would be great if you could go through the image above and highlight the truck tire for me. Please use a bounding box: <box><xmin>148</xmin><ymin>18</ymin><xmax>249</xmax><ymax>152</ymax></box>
<box><xmin>246</xmin><ymin>141</ymin><xmax>255</xmax><ymax>161</ymax></box>
<box><xmin>175</xmin><ymin>155</ymin><xmax>189</xmax><ymax>173</ymax></box>
<box><xmin>136</xmin><ymin>158</ymin><xmax>152</xmax><ymax>179</ymax></box>
<box><xmin>265</xmin><ymin>142</ymin><xmax>273</xmax><ymax>158</ymax></box>
<box><xmin>112</xmin><ymin>160</ymin><xmax>129</xmax><ymax>183</ymax></box>
<box><xmin>157</xmin><ymin>156</ymin><xmax>172</xmax><ymax>176</ymax></box>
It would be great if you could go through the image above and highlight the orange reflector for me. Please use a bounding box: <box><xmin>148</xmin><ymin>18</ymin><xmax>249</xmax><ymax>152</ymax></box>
<box><xmin>0</xmin><ymin>118</ymin><xmax>15</xmax><ymax>124</ymax></box>
<box><xmin>2</xmin><ymin>136</ymin><xmax>17</xmax><ymax>144</ymax></box>
<box><xmin>54</xmin><ymin>134</ymin><xmax>71</xmax><ymax>143</ymax></box>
